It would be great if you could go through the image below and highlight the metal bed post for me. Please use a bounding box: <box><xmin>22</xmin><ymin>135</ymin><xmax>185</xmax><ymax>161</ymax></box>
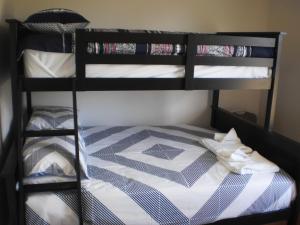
<box><xmin>72</xmin><ymin>79</ymin><xmax>84</xmax><ymax>225</ymax></box>
<box><xmin>288</xmin><ymin>182</ymin><xmax>300</xmax><ymax>225</ymax></box>
<box><xmin>264</xmin><ymin>34</ymin><xmax>284</xmax><ymax>131</ymax></box>
<box><xmin>8</xmin><ymin>20</ymin><xmax>25</xmax><ymax>225</ymax></box>
<box><xmin>76</xmin><ymin>29</ymin><xmax>85</xmax><ymax>91</ymax></box>
<box><xmin>26</xmin><ymin>91</ymin><xmax>32</xmax><ymax>122</ymax></box>
<box><xmin>210</xmin><ymin>90</ymin><xmax>220</xmax><ymax>128</ymax></box>
<box><xmin>185</xmin><ymin>34</ymin><xmax>196</xmax><ymax>90</ymax></box>
<box><xmin>74</xmin><ymin>29</ymin><xmax>85</xmax><ymax>225</ymax></box>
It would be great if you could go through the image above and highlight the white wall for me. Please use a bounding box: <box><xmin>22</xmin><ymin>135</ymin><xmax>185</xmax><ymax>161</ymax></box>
<box><xmin>33</xmin><ymin>91</ymin><xmax>211</xmax><ymax>126</ymax></box>
<box><xmin>12</xmin><ymin>0</ymin><xmax>271</xmax><ymax>32</ymax></box>
<box><xmin>0</xmin><ymin>80</ymin><xmax>12</xmax><ymax>145</ymax></box>
<box><xmin>269</xmin><ymin>0</ymin><xmax>300</xmax><ymax>142</ymax></box>
<box><xmin>9</xmin><ymin>0</ymin><xmax>271</xmax><ymax>127</ymax></box>
<box><xmin>0</xmin><ymin>0</ymin><xmax>13</xmax><ymax>154</ymax></box>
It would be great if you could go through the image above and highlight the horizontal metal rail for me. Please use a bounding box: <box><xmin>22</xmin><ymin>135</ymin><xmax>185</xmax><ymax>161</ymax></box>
<box><xmin>194</xmin><ymin>57</ymin><xmax>273</xmax><ymax>67</ymax></box>
<box><xmin>192</xmin><ymin>34</ymin><xmax>276</xmax><ymax>47</ymax></box>
<box><xmin>23</xmin><ymin>78</ymin><xmax>74</xmax><ymax>91</ymax></box>
<box><xmin>21</xmin><ymin>77</ymin><xmax>272</xmax><ymax>91</ymax></box>
<box><xmin>84</xmin><ymin>55</ymin><xmax>186</xmax><ymax>65</ymax></box>
<box><xmin>24</xmin><ymin>182</ymin><xmax>77</xmax><ymax>193</ymax></box>
<box><xmin>79</xmin><ymin>30</ymin><xmax>187</xmax><ymax>44</ymax></box>
<box><xmin>24</xmin><ymin>129</ymin><xmax>75</xmax><ymax>137</ymax></box>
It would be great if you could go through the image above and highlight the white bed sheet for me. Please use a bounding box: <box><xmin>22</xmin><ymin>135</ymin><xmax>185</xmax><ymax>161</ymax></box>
<box><xmin>24</xmin><ymin>50</ymin><xmax>270</xmax><ymax>79</ymax></box>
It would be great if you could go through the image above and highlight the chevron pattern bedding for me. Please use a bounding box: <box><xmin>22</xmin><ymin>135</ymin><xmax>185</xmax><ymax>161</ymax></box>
<box><xmin>26</xmin><ymin>105</ymin><xmax>85</xmax><ymax>147</ymax></box>
<box><xmin>23</xmin><ymin>136</ymin><xmax>88</xmax><ymax>179</ymax></box>
<box><xmin>24</xmin><ymin>106</ymin><xmax>88</xmax><ymax>179</ymax></box>
<box><xmin>27</xmin><ymin>106</ymin><xmax>75</xmax><ymax>130</ymax></box>
<box><xmin>25</xmin><ymin>125</ymin><xmax>296</xmax><ymax>225</ymax></box>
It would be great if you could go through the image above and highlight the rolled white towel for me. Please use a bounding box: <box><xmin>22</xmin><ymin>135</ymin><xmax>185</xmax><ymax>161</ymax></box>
<box><xmin>201</xmin><ymin>138</ymin><xmax>250</xmax><ymax>161</ymax></box>
<box><xmin>201</xmin><ymin>128</ymin><xmax>279</xmax><ymax>174</ymax></box>
<box><xmin>205</xmin><ymin>128</ymin><xmax>252</xmax><ymax>155</ymax></box>
<box><xmin>218</xmin><ymin>151</ymin><xmax>279</xmax><ymax>175</ymax></box>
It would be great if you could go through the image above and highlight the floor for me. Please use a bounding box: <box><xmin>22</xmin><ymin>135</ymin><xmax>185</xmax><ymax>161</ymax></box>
<box><xmin>268</xmin><ymin>222</ymin><xmax>286</xmax><ymax>225</ymax></box>
<box><xmin>269</xmin><ymin>219</ymin><xmax>300</xmax><ymax>225</ymax></box>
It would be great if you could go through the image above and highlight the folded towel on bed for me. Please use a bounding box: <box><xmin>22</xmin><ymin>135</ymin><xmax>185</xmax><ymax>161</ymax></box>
<box><xmin>208</xmin><ymin>129</ymin><xmax>253</xmax><ymax>155</ymax></box>
<box><xmin>201</xmin><ymin>128</ymin><xmax>279</xmax><ymax>174</ymax></box>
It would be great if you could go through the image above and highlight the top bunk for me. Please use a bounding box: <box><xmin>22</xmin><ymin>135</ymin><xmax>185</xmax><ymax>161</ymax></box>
<box><xmin>7</xmin><ymin>19</ymin><xmax>285</xmax><ymax>91</ymax></box>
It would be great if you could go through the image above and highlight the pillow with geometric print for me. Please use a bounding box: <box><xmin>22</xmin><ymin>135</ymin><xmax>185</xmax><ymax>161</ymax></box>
<box><xmin>23</xmin><ymin>135</ymin><xmax>89</xmax><ymax>179</ymax></box>
<box><xmin>26</xmin><ymin>106</ymin><xmax>75</xmax><ymax>131</ymax></box>
<box><xmin>26</xmin><ymin>105</ymin><xmax>86</xmax><ymax>154</ymax></box>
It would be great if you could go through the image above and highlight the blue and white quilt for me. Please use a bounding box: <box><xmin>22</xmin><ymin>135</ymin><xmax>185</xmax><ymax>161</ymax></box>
<box><xmin>25</xmin><ymin>125</ymin><xmax>296</xmax><ymax>225</ymax></box>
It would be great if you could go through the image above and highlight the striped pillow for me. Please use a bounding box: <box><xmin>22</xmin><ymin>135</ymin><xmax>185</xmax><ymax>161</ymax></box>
<box><xmin>26</xmin><ymin>106</ymin><xmax>86</xmax><ymax>149</ymax></box>
<box><xmin>27</xmin><ymin>106</ymin><xmax>75</xmax><ymax>131</ymax></box>
<box><xmin>23</xmin><ymin>8</ymin><xmax>89</xmax><ymax>33</ymax></box>
<box><xmin>23</xmin><ymin>136</ymin><xmax>88</xmax><ymax>178</ymax></box>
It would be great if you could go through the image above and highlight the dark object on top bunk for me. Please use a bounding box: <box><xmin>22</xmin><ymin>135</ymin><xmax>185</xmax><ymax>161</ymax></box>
<box><xmin>23</xmin><ymin>8</ymin><xmax>89</xmax><ymax>33</ymax></box>
<box><xmin>233</xmin><ymin>111</ymin><xmax>258</xmax><ymax>124</ymax></box>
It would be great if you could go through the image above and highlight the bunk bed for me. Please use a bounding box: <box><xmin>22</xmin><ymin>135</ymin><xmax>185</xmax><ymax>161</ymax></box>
<box><xmin>4</xmin><ymin>18</ymin><xmax>300</xmax><ymax>225</ymax></box>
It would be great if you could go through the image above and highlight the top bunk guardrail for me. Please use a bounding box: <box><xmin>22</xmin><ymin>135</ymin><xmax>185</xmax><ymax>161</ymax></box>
<box><xmin>184</xmin><ymin>33</ymin><xmax>276</xmax><ymax>90</ymax></box>
<box><xmin>7</xmin><ymin>20</ymin><xmax>284</xmax><ymax>91</ymax></box>
<box><xmin>75</xmin><ymin>29</ymin><xmax>281</xmax><ymax>91</ymax></box>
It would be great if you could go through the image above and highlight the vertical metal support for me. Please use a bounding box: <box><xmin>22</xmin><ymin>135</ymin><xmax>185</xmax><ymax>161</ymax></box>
<box><xmin>8</xmin><ymin>21</ymin><xmax>25</xmax><ymax>225</ymax></box>
<box><xmin>264</xmin><ymin>34</ymin><xmax>284</xmax><ymax>131</ymax></box>
<box><xmin>74</xmin><ymin>29</ymin><xmax>84</xmax><ymax>224</ymax></box>
<box><xmin>26</xmin><ymin>91</ymin><xmax>32</xmax><ymax>122</ymax></box>
<box><xmin>75</xmin><ymin>29</ymin><xmax>86</xmax><ymax>91</ymax></box>
<box><xmin>211</xmin><ymin>90</ymin><xmax>220</xmax><ymax>128</ymax></box>
<box><xmin>288</xmin><ymin>180</ymin><xmax>300</xmax><ymax>225</ymax></box>
<box><xmin>72</xmin><ymin>80</ymin><xmax>83</xmax><ymax>225</ymax></box>
<box><xmin>185</xmin><ymin>34</ymin><xmax>196</xmax><ymax>90</ymax></box>
<box><xmin>5</xmin><ymin>172</ymin><xmax>17</xmax><ymax>225</ymax></box>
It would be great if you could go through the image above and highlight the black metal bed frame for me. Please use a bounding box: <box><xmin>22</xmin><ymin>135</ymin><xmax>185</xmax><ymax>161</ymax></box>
<box><xmin>2</xmin><ymin>19</ymin><xmax>300</xmax><ymax>225</ymax></box>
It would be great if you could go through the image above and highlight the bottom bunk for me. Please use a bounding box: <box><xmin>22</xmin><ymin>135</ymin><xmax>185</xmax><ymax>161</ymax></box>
<box><xmin>23</xmin><ymin>124</ymin><xmax>296</xmax><ymax>225</ymax></box>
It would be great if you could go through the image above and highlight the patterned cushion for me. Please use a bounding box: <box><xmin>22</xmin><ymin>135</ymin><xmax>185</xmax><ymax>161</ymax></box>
<box><xmin>27</xmin><ymin>106</ymin><xmax>75</xmax><ymax>131</ymax></box>
<box><xmin>26</xmin><ymin>106</ymin><xmax>86</xmax><ymax>150</ymax></box>
<box><xmin>23</xmin><ymin>136</ymin><xmax>88</xmax><ymax>178</ymax></box>
<box><xmin>23</xmin><ymin>8</ymin><xmax>89</xmax><ymax>33</ymax></box>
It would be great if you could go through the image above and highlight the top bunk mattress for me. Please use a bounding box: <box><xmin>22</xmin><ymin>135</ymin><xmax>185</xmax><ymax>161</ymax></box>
<box><xmin>23</xmin><ymin>50</ymin><xmax>270</xmax><ymax>78</ymax></box>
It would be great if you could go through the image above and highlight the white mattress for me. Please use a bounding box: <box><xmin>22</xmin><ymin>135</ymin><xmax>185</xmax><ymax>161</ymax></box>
<box><xmin>24</xmin><ymin>49</ymin><xmax>270</xmax><ymax>79</ymax></box>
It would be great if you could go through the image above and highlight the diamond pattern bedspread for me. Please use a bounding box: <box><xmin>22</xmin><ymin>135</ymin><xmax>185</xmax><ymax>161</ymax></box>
<box><xmin>25</xmin><ymin>125</ymin><xmax>296</xmax><ymax>225</ymax></box>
